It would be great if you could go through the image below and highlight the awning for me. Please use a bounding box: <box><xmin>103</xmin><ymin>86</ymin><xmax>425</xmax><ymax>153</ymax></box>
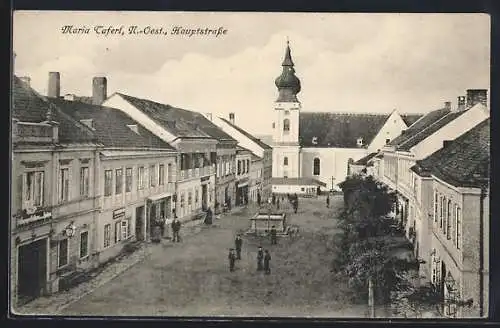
<box><xmin>148</xmin><ymin>192</ymin><xmax>173</xmax><ymax>202</ymax></box>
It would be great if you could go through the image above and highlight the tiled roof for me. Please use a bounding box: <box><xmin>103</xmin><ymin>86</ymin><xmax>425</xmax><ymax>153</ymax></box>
<box><xmin>354</xmin><ymin>152</ymin><xmax>378</xmax><ymax>165</ymax></box>
<box><xmin>270</xmin><ymin>177</ymin><xmax>327</xmax><ymax>187</ymax></box>
<box><xmin>12</xmin><ymin>76</ymin><xmax>97</xmax><ymax>144</ymax></box>
<box><xmin>412</xmin><ymin>119</ymin><xmax>490</xmax><ymax>188</ymax></box>
<box><xmin>48</xmin><ymin>98</ymin><xmax>175</xmax><ymax>150</ymax></box>
<box><xmin>401</xmin><ymin>114</ymin><xmax>424</xmax><ymax>127</ymax></box>
<box><xmin>396</xmin><ymin>110</ymin><xmax>468</xmax><ymax>151</ymax></box>
<box><xmin>388</xmin><ymin>107</ymin><xmax>457</xmax><ymax>150</ymax></box>
<box><xmin>219</xmin><ymin>118</ymin><xmax>272</xmax><ymax>149</ymax></box>
<box><xmin>299</xmin><ymin>112</ymin><xmax>389</xmax><ymax>148</ymax></box>
<box><xmin>118</xmin><ymin>93</ymin><xmax>234</xmax><ymax>141</ymax></box>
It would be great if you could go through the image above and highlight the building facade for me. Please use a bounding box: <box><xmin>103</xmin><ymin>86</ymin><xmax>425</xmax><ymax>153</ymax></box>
<box><xmin>11</xmin><ymin>76</ymin><xmax>100</xmax><ymax>306</ymax></box>
<box><xmin>249</xmin><ymin>153</ymin><xmax>264</xmax><ymax>203</ymax></box>
<box><xmin>235</xmin><ymin>146</ymin><xmax>252</xmax><ymax>206</ymax></box>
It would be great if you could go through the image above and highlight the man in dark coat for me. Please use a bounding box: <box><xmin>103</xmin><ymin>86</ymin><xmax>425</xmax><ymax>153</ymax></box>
<box><xmin>270</xmin><ymin>225</ymin><xmax>277</xmax><ymax>245</ymax></box>
<box><xmin>171</xmin><ymin>217</ymin><xmax>181</xmax><ymax>242</ymax></box>
<box><xmin>235</xmin><ymin>235</ymin><xmax>243</xmax><ymax>260</ymax></box>
<box><xmin>276</xmin><ymin>198</ymin><xmax>280</xmax><ymax>210</ymax></box>
<box><xmin>204</xmin><ymin>207</ymin><xmax>213</xmax><ymax>225</ymax></box>
<box><xmin>264</xmin><ymin>250</ymin><xmax>271</xmax><ymax>275</ymax></box>
<box><xmin>272</xmin><ymin>194</ymin><xmax>276</xmax><ymax>205</ymax></box>
<box><xmin>228</xmin><ymin>249</ymin><xmax>236</xmax><ymax>272</ymax></box>
<box><xmin>257</xmin><ymin>246</ymin><xmax>264</xmax><ymax>271</ymax></box>
<box><xmin>257</xmin><ymin>192</ymin><xmax>261</xmax><ymax>207</ymax></box>
<box><xmin>326</xmin><ymin>195</ymin><xmax>330</xmax><ymax>208</ymax></box>
<box><xmin>293</xmin><ymin>199</ymin><xmax>298</xmax><ymax>214</ymax></box>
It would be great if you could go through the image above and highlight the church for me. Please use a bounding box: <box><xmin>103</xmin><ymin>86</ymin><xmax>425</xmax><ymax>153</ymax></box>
<box><xmin>270</xmin><ymin>41</ymin><xmax>422</xmax><ymax>193</ymax></box>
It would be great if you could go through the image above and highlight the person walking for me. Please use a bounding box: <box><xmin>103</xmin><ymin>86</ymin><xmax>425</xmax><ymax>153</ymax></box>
<box><xmin>235</xmin><ymin>234</ymin><xmax>243</xmax><ymax>260</ymax></box>
<box><xmin>326</xmin><ymin>194</ymin><xmax>330</xmax><ymax>208</ymax></box>
<box><xmin>293</xmin><ymin>199</ymin><xmax>298</xmax><ymax>214</ymax></box>
<box><xmin>257</xmin><ymin>192</ymin><xmax>261</xmax><ymax>207</ymax></box>
<box><xmin>270</xmin><ymin>225</ymin><xmax>277</xmax><ymax>245</ymax></box>
<box><xmin>264</xmin><ymin>250</ymin><xmax>271</xmax><ymax>275</ymax></box>
<box><xmin>257</xmin><ymin>246</ymin><xmax>264</xmax><ymax>271</ymax></box>
<box><xmin>171</xmin><ymin>217</ymin><xmax>181</xmax><ymax>242</ymax></box>
<box><xmin>228</xmin><ymin>248</ymin><xmax>236</xmax><ymax>272</ymax></box>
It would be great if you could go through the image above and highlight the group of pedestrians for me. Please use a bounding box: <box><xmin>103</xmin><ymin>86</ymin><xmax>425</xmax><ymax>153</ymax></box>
<box><xmin>228</xmin><ymin>229</ymin><xmax>277</xmax><ymax>275</ymax></box>
<box><xmin>270</xmin><ymin>193</ymin><xmax>299</xmax><ymax>213</ymax></box>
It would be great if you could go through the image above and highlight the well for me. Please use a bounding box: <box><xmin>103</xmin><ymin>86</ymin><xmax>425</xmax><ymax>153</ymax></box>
<box><xmin>249</xmin><ymin>211</ymin><xmax>287</xmax><ymax>235</ymax></box>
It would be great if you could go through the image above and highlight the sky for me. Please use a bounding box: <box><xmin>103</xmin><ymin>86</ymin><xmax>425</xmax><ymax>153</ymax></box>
<box><xmin>13</xmin><ymin>12</ymin><xmax>490</xmax><ymax>135</ymax></box>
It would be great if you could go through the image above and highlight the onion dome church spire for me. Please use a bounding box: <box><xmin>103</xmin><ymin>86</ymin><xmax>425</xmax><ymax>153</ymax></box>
<box><xmin>274</xmin><ymin>39</ymin><xmax>301</xmax><ymax>102</ymax></box>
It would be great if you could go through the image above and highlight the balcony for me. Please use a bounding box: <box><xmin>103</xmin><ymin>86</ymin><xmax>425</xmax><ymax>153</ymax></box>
<box><xmin>14</xmin><ymin>206</ymin><xmax>53</xmax><ymax>229</ymax></box>
<box><xmin>14</xmin><ymin>122</ymin><xmax>55</xmax><ymax>144</ymax></box>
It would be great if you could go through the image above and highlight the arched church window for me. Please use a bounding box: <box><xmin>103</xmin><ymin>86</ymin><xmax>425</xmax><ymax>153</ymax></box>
<box><xmin>313</xmin><ymin>158</ymin><xmax>320</xmax><ymax>175</ymax></box>
<box><xmin>284</xmin><ymin>157</ymin><xmax>289</xmax><ymax>166</ymax></box>
<box><xmin>283</xmin><ymin>119</ymin><xmax>290</xmax><ymax>133</ymax></box>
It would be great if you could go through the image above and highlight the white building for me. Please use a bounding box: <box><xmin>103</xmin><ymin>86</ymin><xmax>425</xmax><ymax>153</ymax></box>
<box><xmin>270</xmin><ymin>41</ymin><xmax>422</xmax><ymax>190</ymax></box>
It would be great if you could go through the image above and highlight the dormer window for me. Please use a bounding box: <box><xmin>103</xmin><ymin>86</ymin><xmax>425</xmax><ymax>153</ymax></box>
<box><xmin>284</xmin><ymin>110</ymin><xmax>290</xmax><ymax>115</ymax></box>
<box><xmin>127</xmin><ymin>124</ymin><xmax>140</xmax><ymax>134</ymax></box>
<box><xmin>357</xmin><ymin>137</ymin><xmax>364</xmax><ymax>147</ymax></box>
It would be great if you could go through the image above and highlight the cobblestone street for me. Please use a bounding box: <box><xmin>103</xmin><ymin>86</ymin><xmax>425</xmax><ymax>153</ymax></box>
<box><xmin>18</xmin><ymin>196</ymin><xmax>372</xmax><ymax>317</ymax></box>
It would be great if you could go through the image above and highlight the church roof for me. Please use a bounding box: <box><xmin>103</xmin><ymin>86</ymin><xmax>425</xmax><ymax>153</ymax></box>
<box><xmin>299</xmin><ymin>112</ymin><xmax>390</xmax><ymax>148</ymax></box>
<box><xmin>275</xmin><ymin>41</ymin><xmax>301</xmax><ymax>102</ymax></box>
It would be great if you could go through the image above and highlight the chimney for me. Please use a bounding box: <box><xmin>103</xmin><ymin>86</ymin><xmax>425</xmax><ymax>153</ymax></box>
<box><xmin>443</xmin><ymin>140</ymin><xmax>452</xmax><ymax>148</ymax></box>
<box><xmin>457</xmin><ymin>96</ymin><xmax>466</xmax><ymax>111</ymax></box>
<box><xmin>229</xmin><ymin>112</ymin><xmax>235</xmax><ymax>125</ymax></box>
<box><xmin>444</xmin><ymin>101</ymin><xmax>451</xmax><ymax>110</ymax></box>
<box><xmin>19</xmin><ymin>76</ymin><xmax>31</xmax><ymax>87</ymax></box>
<box><xmin>64</xmin><ymin>94</ymin><xmax>75</xmax><ymax>101</ymax></box>
<box><xmin>92</xmin><ymin>76</ymin><xmax>107</xmax><ymax>105</ymax></box>
<box><xmin>401</xmin><ymin>129</ymin><xmax>406</xmax><ymax>135</ymax></box>
<box><xmin>466</xmin><ymin>89</ymin><xmax>488</xmax><ymax>108</ymax></box>
<box><xmin>48</xmin><ymin>72</ymin><xmax>61</xmax><ymax>98</ymax></box>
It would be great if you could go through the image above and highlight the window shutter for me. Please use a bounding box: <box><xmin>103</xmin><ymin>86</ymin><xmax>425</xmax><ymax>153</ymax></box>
<box><xmin>17</xmin><ymin>174</ymin><xmax>24</xmax><ymax>211</ymax></box>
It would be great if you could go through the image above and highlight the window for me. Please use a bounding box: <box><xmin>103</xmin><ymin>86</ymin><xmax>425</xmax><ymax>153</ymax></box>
<box><xmin>439</xmin><ymin>196</ymin><xmax>444</xmax><ymax>229</ymax></box>
<box><xmin>80</xmin><ymin>231</ymin><xmax>89</xmax><ymax>258</ymax></box>
<box><xmin>246</xmin><ymin>159</ymin><xmax>250</xmax><ymax>173</ymax></box>
<box><xmin>238</xmin><ymin>161</ymin><xmax>241</xmax><ymax>175</ymax></box>
<box><xmin>150</xmin><ymin>165</ymin><xmax>156</xmax><ymax>187</ymax></box>
<box><xmin>104</xmin><ymin>224</ymin><xmax>111</xmax><ymax>248</ymax></box>
<box><xmin>283</xmin><ymin>119</ymin><xmax>290</xmax><ymax>132</ymax></box>
<box><xmin>167</xmin><ymin>163</ymin><xmax>173</xmax><ymax>183</ymax></box>
<box><xmin>284</xmin><ymin>157</ymin><xmax>289</xmax><ymax>166</ymax></box>
<box><xmin>104</xmin><ymin>170</ymin><xmax>113</xmax><ymax>196</ymax></box>
<box><xmin>24</xmin><ymin>171</ymin><xmax>44</xmax><ymax>207</ymax></box>
<box><xmin>138</xmin><ymin>166</ymin><xmax>145</xmax><ymax>190</ymax></box>
<box><xmin>188</xmin><ymin>191</ymin><xmax>192</xmax><ymax>205</ymax></box>
<box><xmin>180</xmin><ymin>193</ymin><xmax>185</xmax><ymax>208</ymax></box>
<box><xmin>59</xmin><ymin>168</ymin><xmax>70</xmax><ymax>202</ymax></box>
<box><xmin>159</xmin><ymin>164</ymin><xmax>165</xmax><ymax>186</ymax></box>
<box><xmin>442</xmin><ymin>197</ymin><xmax>447</xmax><ymax>234</ymax></box>
<box><xmin>125</xmin><ymin>168</ymin><xmax>132</xmax><ymax>192</ymax></box>
<box><xmin>114</xmin><ymin>221</ymin><xmax>121</xmax><ymax>243</ymax></box>
<box><xmin>80</xmin><ymin>167</ymin><xmax>89</xmax><ymax>197</ymax></box>
<box><xmin>301</xmin><ymin>187</ymin><xmax>305</xmax><ymax>191</ymax></box>
<box><xmin>386</xmin><ymin>138</ymin><xmax>390</xmax><ymax>144</ymax></box>
<box><xmin>58</xmin><ymin>239</ymin><xmax>69</xmax><ymax>268</ymax></box>
<box><xmin>195</xmin><ymin>189</ymin><xmax>199</xmax><ymax>203</ymax></box>
<box><xmin>242</xmin><ymin>160</ymin><xmax>245</xmax><ymax>174</ymax></box>
<box><xmin>434</xmin><ymin>192</ymin><xmax>438</xmax><ymax>223</ymax></box>
<box><xmin>115</xmin><ymin>169</ymin><xmax>123</xmax><ymax>195</ymax></box>
<box><xmin>456</xmin><ymin>206</ymin><xmax>461</xmax><ymax>249</ymax></box>
<box><xmin>121</xmin><ymin>220</ymin><xmax>129</xmax><ymax>240</ymax></box>
<box><xmin>446</xmin><ymin>200</ymin><xmax>452</xmax><ymax>239</ymax></box>
<box><xmin>272</xmin><ymin>122</ymin><xmax>275</xmax><ymax>129</ymax></box>
<box><xmin>313</xmin><ymin>158</ymin><xmax>320</xmax><ymax>175</ymax></box>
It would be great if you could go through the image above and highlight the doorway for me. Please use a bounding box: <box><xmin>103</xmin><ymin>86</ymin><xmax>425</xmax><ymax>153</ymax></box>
<box><xmin>201</xmin><ymin>184</ymin><xmax>208</xmax><ymax>210</ymax></box>
<box><xmin>135</xmin><ymin>206</ymin><xmax>144</xmax><ymax>241</ymax></box>
<box><xmin>17</xmin><ymin>238</ymin><xmax>47</xmax><ymax>304</ymax></box>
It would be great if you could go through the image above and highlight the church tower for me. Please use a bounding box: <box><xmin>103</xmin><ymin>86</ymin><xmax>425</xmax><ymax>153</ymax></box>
<box><xmin>272</xmin><ymin>40</ymin><xmax>302</xmax><ymax>178</ymax></box>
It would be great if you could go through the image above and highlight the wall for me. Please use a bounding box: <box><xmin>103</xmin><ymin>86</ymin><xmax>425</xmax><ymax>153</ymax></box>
<box><xmin>272</xmin><ymin>145</ymin><xmax>300</xmax><ymax>178</ymax></box>
<box><xmin>271</xmin><ymin>183</ymin><xmax>318</xmax><ymax>195</ymax></box>
<box><xmin>301</xmin><ymin>147</ymin><xmax>367</xmax><ymax>188</ymax></box>
<box><xmin>368</xmin><ymin>111</ymin><xmax>410</xmax><ymax>153</ymax></box>
<box><xmin>272</xmin><ymin>102</ymin><xmax>301</xmax><ymax>145</ymax></box>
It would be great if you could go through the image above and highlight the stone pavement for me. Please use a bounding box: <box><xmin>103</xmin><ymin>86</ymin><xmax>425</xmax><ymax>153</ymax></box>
<box><xmin>15</xmin><ymin>206</ymin><xmax>247</xmax><ymax>315</ymax></box>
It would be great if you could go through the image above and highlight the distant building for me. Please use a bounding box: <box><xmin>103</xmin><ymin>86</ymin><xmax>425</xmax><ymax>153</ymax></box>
<box><xmin>235</xmin><ymin>146</ymin><xmax>252</xmax><ymax>206</ymax></box>
<box><xmin>270</xmin><ymin>41</ymin><xmax>422</xmax><ymax>191</ymax></box>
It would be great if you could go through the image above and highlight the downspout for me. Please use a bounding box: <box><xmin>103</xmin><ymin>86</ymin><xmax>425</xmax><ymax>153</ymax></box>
<box><xmin>479</xmin><ymin>183</ymin><xmax>486</xmax><ymax>317</ymax></box>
